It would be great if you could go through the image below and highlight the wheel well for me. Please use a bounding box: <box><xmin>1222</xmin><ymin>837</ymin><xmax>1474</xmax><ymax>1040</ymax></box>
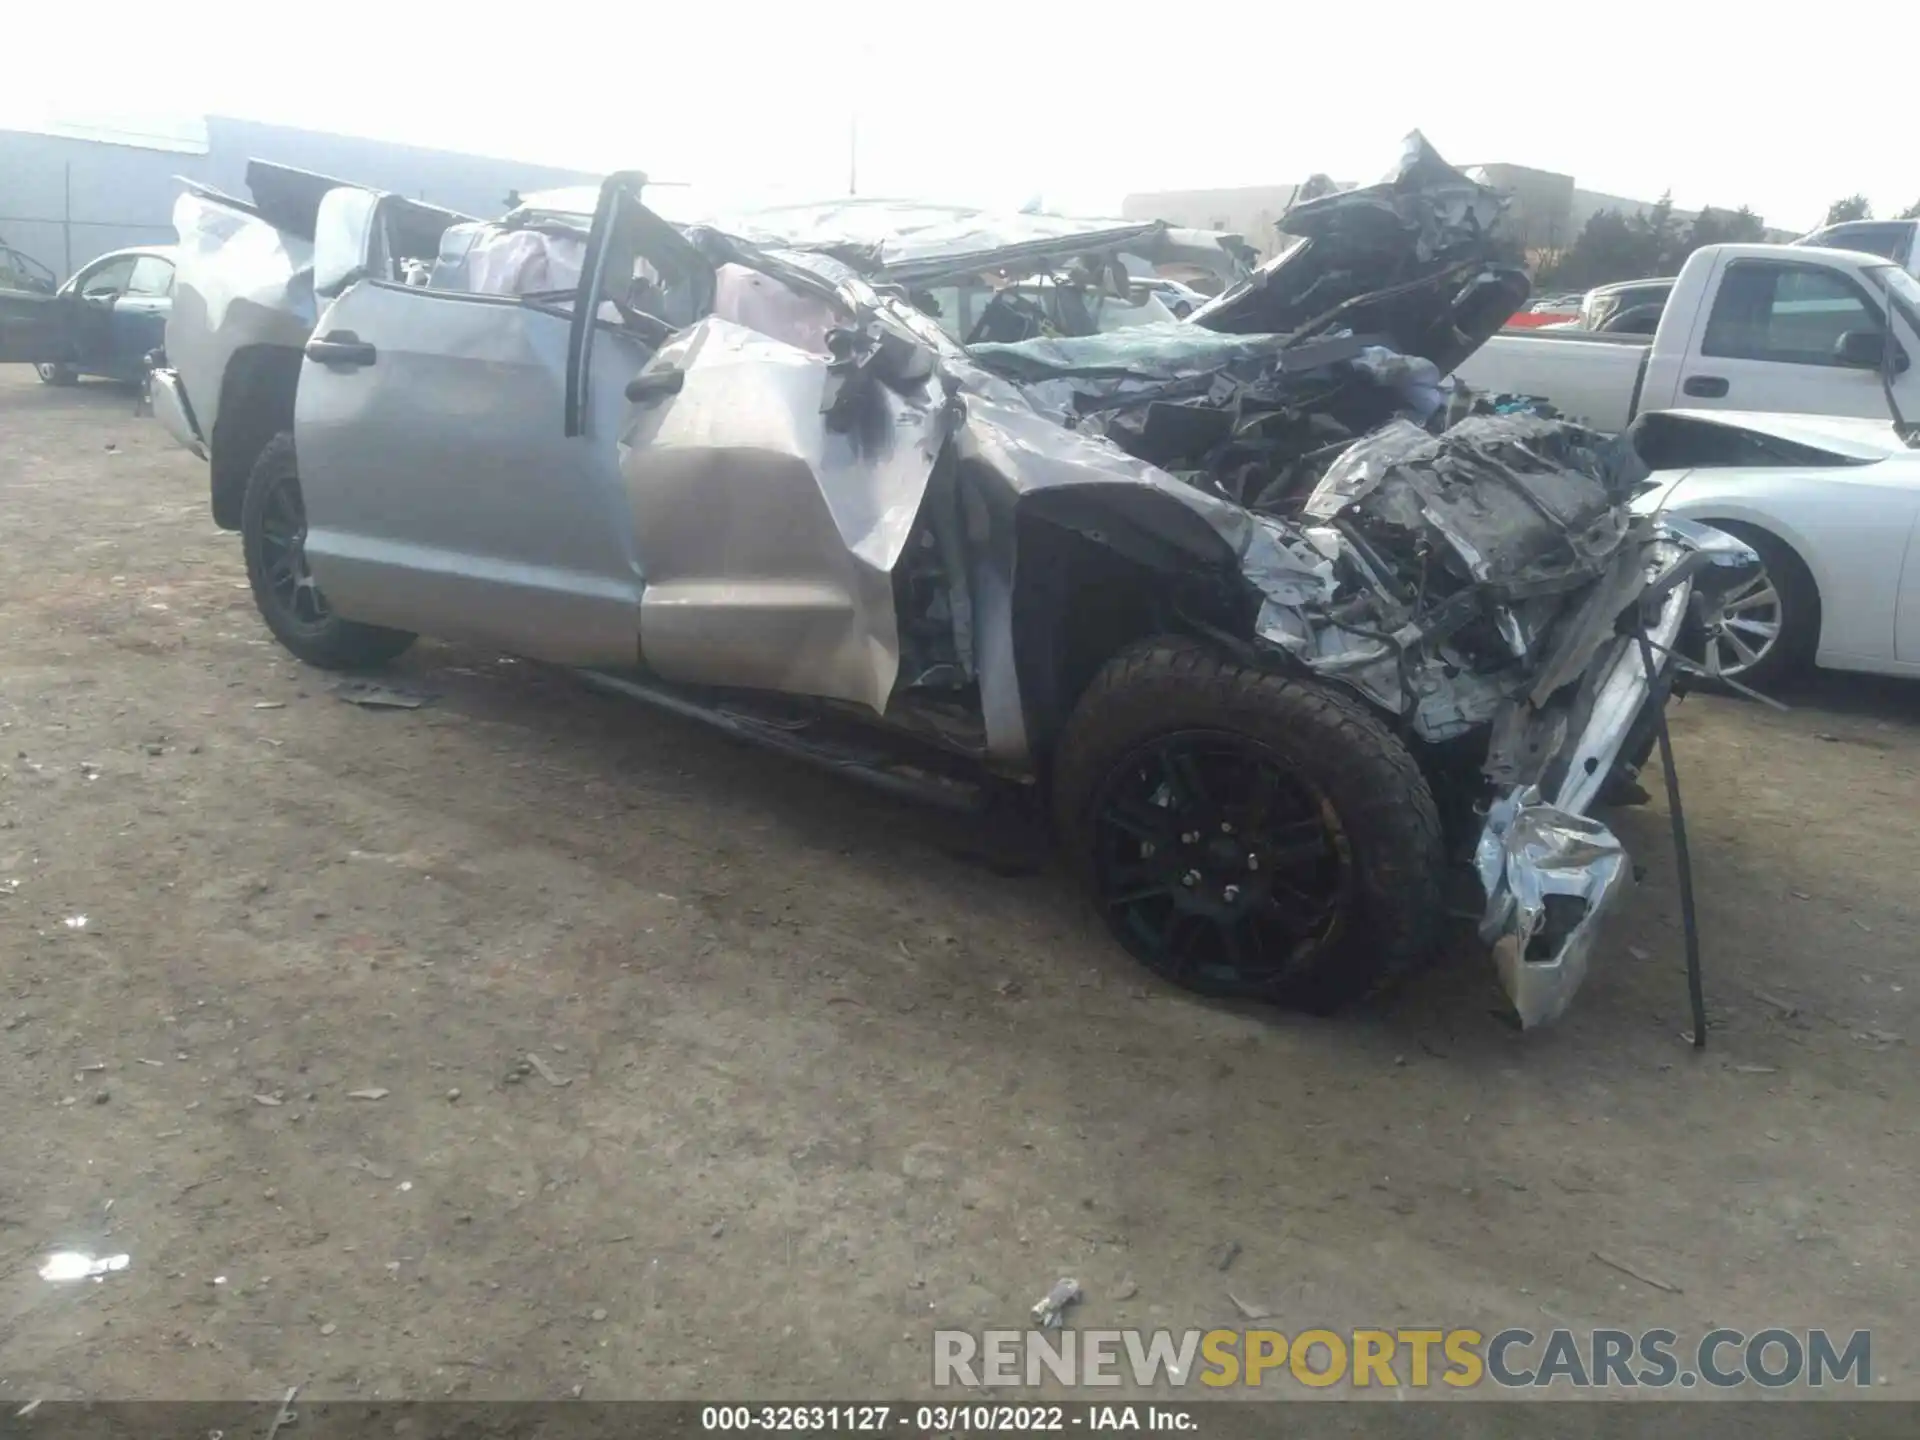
<box><xmin>1009</xmin><ymin>514</ymin><xmax>1247</xmax><ymax>766</ymax></box>
<box><xmin>209</xmin><ymin>345</ymin><xmax>303</xmax><ymax>530</ymax></box>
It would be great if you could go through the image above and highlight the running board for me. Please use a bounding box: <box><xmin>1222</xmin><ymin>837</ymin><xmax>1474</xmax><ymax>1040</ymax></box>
<box><xmin>574</xmin><ymin>670</ymin><xmax>990</xmax><ymax>813</ymax></box>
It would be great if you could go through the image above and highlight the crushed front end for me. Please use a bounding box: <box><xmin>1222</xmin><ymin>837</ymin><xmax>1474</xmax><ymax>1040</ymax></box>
<box><xmin>961</xmin><ymin>136</ymin><xmax>1751</xmax><ymax>1026</ymax></box>
<box><xmin>1243</xmin><ymin>415</ymin><xmax>1730</xmax><ymax>1027</ymax></box>
<box><xmin>1030</xmin><ymin>400</ymin><xmax>1735</xmax><ymax>1026</ymax></box>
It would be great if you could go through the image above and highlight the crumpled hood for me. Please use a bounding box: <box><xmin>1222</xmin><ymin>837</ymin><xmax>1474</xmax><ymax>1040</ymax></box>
<box><xmin>1189</xmin><ymin>131</ymin><xmax>1528</xmax><ymax>376</ymax></box>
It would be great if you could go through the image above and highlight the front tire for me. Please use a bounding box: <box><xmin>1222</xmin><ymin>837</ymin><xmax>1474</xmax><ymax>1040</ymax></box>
<box><xmin>1052</xmin><ymin>637</ymin><xmax>1446</xmax><ymax>1013</ymax></box>
<box><xmin>1692</xmin><ymin>523</ymin><xmax>1818</xmax><ymax>691</ymax></box>
<box><xmin>35</xmin><ymin>362</ymin><xmax>77</xmax><ymax>386</ymax></box>
<box><xmin>241</xmin><ymin>431</ymin><xmax>416</xmax><ymax>670</ymax></box>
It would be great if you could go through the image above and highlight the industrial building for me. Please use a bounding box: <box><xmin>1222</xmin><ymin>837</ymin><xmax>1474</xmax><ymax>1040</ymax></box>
<box><xmin>0</xmin><ymin>113</ymin><xmax>597</xmax><ymax>283</ymax></box>
<box><xmin>1458</xmin><ymin>162</ymin><xmax>1699</xmax><ymax>255</ymax></box>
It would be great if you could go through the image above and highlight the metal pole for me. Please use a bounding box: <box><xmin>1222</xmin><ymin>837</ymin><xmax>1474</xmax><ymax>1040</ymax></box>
<box><xmin>848</xmin><ymin>113</ymin><xmax>858</xmax><ymax>197</ymax></box>
<box><xmin>63</xmin><ymin>162</ymin><xmax>73</xmax><ymax>278</ymax></box>
<box><xmin>1635</xmin><ymin>627</ymin><xmax>1706</xmax><ymax>1049</ymax></box>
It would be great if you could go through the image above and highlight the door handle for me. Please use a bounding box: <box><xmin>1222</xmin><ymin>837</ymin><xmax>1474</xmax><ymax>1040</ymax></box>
<box><xmin>1682</xmin><ymin>374</ymin><xmax>1729</xmax><ymax>398</ymax></box>
<box><xmin>625</xmin><ymin>365</ymin><xmax>685</xmax><ymax>403</ymax></box>
<box><xmin>305</xmin><ymin>331</ymin><xmax>377</xmax><ymax>367</ymax></box>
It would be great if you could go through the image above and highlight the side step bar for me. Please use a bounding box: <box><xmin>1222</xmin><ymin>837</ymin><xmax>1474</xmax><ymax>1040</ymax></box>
<box><xmin>575</xmin><ymin>670</ymin><xmax>990</xmax><ymax>814</ymax></box>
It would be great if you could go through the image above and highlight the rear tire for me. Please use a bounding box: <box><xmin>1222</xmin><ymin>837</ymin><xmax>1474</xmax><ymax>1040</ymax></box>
<box><xmin>241</xmin><ymin>431</ymin><xmax>416</xmax><ymax>671</ymax></box>
<box><xmin>1052</xmin><ymin>637</ymin><xmax>1446</xmax><ymax>1013</ymax></box>
<box><xmin>35</xmin><ymin>362</ymin><xmax>77</xmax><ymax>386</ymax></box>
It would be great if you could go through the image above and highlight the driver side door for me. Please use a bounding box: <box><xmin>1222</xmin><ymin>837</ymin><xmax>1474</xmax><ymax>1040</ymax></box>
<box><xmin>1688</xmin><ymin>258</ymin><xmax>1919</xmax><ymax>421</ymax></box>
<box><xmin>293</xmin><ymin>178</ymin><xmax>696</xmax><ymax>667</ymax></box>
<box><xmin>0</xmin><ymin>289</ymin><xmax>76</xmax><ymax>365</ymax></box>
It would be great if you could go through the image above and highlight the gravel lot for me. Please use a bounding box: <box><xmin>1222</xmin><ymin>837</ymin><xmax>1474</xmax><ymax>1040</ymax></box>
<box><xmin>2</xmin><ymin>368</ymin><xmax>1916</xmax><ymax>1404</ymax></box>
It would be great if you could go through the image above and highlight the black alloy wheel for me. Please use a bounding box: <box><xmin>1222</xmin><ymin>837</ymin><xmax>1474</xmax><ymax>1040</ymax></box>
<box><xmin>257</xmin><ymin>469</ymin><xmax>331</xmax><ymax>630</ymax></box>
<box><xmin>239</xmin><ymin>431</ymin><xmax>415</xmax><ymax>670</ymax></box>
<box><xmin>1089</xmin><ymin>730</ymin><xmax>1354</xmax><ymax>989</ymax></box>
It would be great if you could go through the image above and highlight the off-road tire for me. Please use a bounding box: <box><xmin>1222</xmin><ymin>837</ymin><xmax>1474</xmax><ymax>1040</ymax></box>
<box><xmin>241</xmin><ymin>432</ymin><xmax>416</xmax><ymax>671</ymax></box>
<box><xmin>1695</xmin><ymin>522</ymin><xmax>1819</xmax><ymax>692</ymax></box>
<box><xmin>1053</xmin><ymin>636</ymin><xmax>1446</xmax><ymax>1013</ymax></box>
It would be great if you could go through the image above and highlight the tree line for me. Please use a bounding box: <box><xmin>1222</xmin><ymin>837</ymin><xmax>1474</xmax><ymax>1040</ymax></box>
<box><xmin>1822</xmin><ymin>195</ymin><xmax>1920</xmax><ymax>225</ymax></box>
<box><xmin>1533</xmin><ymin>192</ymin><xmax>1920</xmax><ymax>295</ymax></box>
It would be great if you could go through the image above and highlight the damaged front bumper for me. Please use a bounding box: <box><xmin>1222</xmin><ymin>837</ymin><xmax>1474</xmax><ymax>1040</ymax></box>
<box><xmin>148</xmin><ymin>367</ymin><xmax>205</xmax><ymax>458</ymax></box>
<box><xmin>1474</xmin><ymin>573</ymin><xmax>1688</xmax><ymax>1029</ymax></box>
<box><xmin>1215</xmin><ymin>411</ymin><xmax>1753</xmax><ymax>1028</ymax></box>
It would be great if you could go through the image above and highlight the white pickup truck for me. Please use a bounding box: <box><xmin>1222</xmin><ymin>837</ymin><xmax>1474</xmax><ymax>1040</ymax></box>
<box><xmin>1454</xmin><ymin>243</ymin><xmax>1920</xmax><ymax>432</ymax></box>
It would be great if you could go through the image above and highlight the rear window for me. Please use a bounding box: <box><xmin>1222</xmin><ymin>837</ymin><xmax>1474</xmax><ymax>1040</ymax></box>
<box><xmin>1802</xmin><ymin>223</ymin><xmax>1912</xmax><ymax>262</ymax></box>
<box><xmin>127</xmin><ymin>254</ymin><xmax>174</xmax><ymax>297</ymax></box>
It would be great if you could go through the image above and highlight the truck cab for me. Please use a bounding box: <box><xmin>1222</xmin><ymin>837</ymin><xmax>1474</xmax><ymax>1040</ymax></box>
<box><xmin>1639</xmin><ymin>243</ymin><xmax>1918</xmax><ymax>423</ymax></box>
<box><xmin>1455</xmin><ymin>242</ymin><xmax>1920</xmax><ymax>432</ymax></box>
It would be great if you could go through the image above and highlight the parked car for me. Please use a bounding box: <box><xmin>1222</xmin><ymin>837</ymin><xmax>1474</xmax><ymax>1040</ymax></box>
<box><xmin>1791</xmin><ymin>219</ymin><xmax>1920</xmax><ymax>277</ymax></box>
<box><xmin>1568</xmin><ymin>277</ymin><xmax>1675</xmax><ymax>335</ymax></box>
<box><xmin>1130</xmin><ymin>276</ymin><xmax>1211</xmax><ymax>317</ymax></box>
<box><xmin>1632</xmin><ymin>409</ymin><xmax>1920</xmax><ymax>687</ymax></box>
<box><xmin>1455</xmin><ymin>243</ymin><xmax>1920</xmax><ymax>431</ymax></box>
<box><xmin>1506</xmin><ymin>293</ymin><xmax>1581</xmax><ymax>329</ymax></box>
<box><xmin>152</xmin><ymin>138</ymin><xmax>1734</xmax><ymax>1030</ymax></box>
<box><xmin>1507</xmin><ymin>283</ymin><xmax>1664</xmax><ymax>333</ymax></box>
<box><xmin>0</xmin><ymin>244</ymin><xmax>177</xmax><ymax>384</ymax></box>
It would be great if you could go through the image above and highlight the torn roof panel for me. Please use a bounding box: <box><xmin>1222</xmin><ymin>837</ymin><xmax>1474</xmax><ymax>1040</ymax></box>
<box><xmin>1189</xmin><ymin>131</ymin><xmax>1526</xmax><ymax>372</ymax></box>
<box><xmin>697</xmin><ymin>200</ymin><xmax>1168</xmax><ymax>284</ymax></box>
<box><xmin>509</xmin><ymin>189</ymin><xmax>1244</xmax><ymax>288</ymax></box>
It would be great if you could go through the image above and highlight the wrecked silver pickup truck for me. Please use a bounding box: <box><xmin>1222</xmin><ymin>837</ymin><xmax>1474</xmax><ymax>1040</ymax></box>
<box><xmin>151</xmin><ymin>135</ymin><xmax>1743</xmax><ymax>1028</ymax></box>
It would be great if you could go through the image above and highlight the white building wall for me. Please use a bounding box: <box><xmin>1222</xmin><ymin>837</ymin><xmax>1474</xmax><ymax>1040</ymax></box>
<box><xmin>0</xmin><ymin>115</ymin><xmax>596</xmax><ymax>282</ymax></box>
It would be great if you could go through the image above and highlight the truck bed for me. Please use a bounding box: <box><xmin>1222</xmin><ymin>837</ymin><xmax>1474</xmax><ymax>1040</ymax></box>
<box><xmin>1453</xmin><ymin>327</ymin><xmax>1651</xmax><ymax>431</ymax></box>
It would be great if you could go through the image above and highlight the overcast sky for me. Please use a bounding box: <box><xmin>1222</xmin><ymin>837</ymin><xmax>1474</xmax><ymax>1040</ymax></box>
<box><xmin>7</xmin><ymin>0</ymin><xmax>1912</xmax><ymax>231</ymax></box>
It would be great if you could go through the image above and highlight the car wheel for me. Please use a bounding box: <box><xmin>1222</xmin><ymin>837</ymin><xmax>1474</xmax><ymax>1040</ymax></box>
<box><xmin>1052</xmin><ymin>637</ymin><xmax>1445</xmax><ymax>1013</ymax></box>
<box><xmin>1692</xmin><ymin>523</ymin><xmax>1818</xmax><ymax>691</ymax></box>
<box><xmin>241</xmin><ymin>431</ymin><xmax>416</xmax><ymax>670</ymax></box>
<box><xmin>35</xmin><ymin>362</ymin><xmax>77</xmax><ymax>385</ymax></box>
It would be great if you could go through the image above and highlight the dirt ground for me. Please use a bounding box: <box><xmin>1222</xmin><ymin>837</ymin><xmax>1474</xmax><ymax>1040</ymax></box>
<box><xmin>2</xmin><ymin>366</ymin><xmax>1917</xmax><ymax>1404</ymax></box>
